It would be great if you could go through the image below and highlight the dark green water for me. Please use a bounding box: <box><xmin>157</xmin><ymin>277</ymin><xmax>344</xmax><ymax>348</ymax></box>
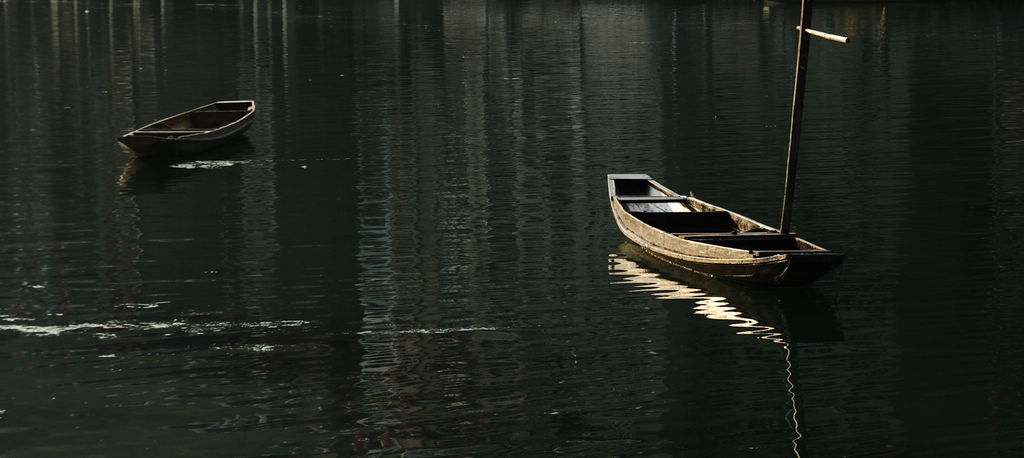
<box><xmin>2</xmin><ymin>0</ymin><xmax>1023</xmax><ymax>456</ymax></box>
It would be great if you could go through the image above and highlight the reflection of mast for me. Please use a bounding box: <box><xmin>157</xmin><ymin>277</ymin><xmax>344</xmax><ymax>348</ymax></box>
<box><xmin>609</xmin><ymin>247</ymin><xmax>804</xmax><ymax>456</ymax></box>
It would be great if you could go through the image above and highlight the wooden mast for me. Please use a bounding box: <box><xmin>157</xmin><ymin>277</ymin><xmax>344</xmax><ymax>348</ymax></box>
<box><xmin>779</xmin><ymin>0</ymin><xmax>814</xmax><ymax>234</ymax></box>
<box><xmin>779</xmin><ymin>0</ymin><xmax>847</xmax><ymax>234</ymax></box>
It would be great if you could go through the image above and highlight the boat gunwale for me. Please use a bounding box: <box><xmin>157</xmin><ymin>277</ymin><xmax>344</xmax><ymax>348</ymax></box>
<box><xmin>119</xmin><ymin>100</ymin><xmax>256</xmax><ymax>141</ymax></box>
<box><xmin>607</xmin><ymin>174</ymin><xmax>837</xmax><ymax>264</ymax></box>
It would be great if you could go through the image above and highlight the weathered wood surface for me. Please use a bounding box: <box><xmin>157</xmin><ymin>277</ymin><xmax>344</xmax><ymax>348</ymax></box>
<box><xmin>608</xmin><ymin>174</ymin><xmax>842</xmax><ymax>286</ymax></box>
<box><xmin>796</xmin><ymin>26</ymin><xmax>848</xmax><ymax>44</ymax></box>
<box><xmin>118</xmin><ymin>100</ymin><xmax>255</xmax><ymax>158</ymax></box>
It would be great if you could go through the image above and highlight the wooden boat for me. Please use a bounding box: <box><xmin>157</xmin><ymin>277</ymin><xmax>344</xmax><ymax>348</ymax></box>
<box><xmin>607</xmin><ymin>174</ymin><xmax>843</xmax><ymax>286</ymax></box>
<box><xmin>118</xmin><ymin>100</ymin><xmax>255</xmax><ymax>157</ymax></box>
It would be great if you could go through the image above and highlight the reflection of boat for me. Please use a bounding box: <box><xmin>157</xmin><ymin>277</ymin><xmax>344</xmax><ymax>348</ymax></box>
<box><xmin>607</xmin><ymin>174</ymin><xmax>843</xmax><ymax>286</ymax></box>
<box><xmin>118</xmin><ymin>100</ymin><xmax>255</xmax><ymax>157</ymax></box>
<box><xmin>612</xmin><ymin>241</ymin><xmax>841</xmax><ymax>456</ymax></box>
<box><xmin>611</xmin><ymin>242</ymin><xmax>842</xmax><ymax>343</ymax></box>
<box><xmin>117</xmin><ymin>137</ymin><xmax>254</xmax><ymax>195</ymax></box>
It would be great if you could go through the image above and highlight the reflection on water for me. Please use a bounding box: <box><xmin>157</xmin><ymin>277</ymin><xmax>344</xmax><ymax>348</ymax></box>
<box><xmin>117</xmin><ymin>138</ymin><xmax>255</xmax><ymax>194</ymax></box>
<box><xmin>611</xmin><ymin>242</ymin><xmax>843</xmax><ymax>344</ymax></box>
<box><xmin>611</xmin><ymin>250</ymin><xmax>783</xmax><ymax>343</ymax></box>
<box><xmin>0</xmin><ymin>315</ymin><xmax>308</xmax><ymax>339</ymax></box>
<box><xmin>610</xmin><ymin>243</ymin><xmax>816</xmax><ymax>456</ymax></box>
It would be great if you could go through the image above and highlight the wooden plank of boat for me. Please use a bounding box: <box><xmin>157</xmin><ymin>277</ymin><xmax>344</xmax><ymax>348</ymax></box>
<box><xmin>607</xmin><ymin>174</ymin><xmax>843</xmax><ymax>286</ymax></box>
<box><xmin>117</xmin><ymin>100</ymin><xmax>255</xmax><ymax>157</ymax></box>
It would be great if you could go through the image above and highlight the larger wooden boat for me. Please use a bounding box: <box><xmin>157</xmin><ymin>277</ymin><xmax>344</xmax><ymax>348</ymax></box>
<box><xmin>118</xmin><ymin>100</ymin><xmax>255</xmax><ymax>157</ymax></box>
<box><xmin>607</xmin><ymin>174</ymin><xmax>843</xmax><ymax>286</ymax></box>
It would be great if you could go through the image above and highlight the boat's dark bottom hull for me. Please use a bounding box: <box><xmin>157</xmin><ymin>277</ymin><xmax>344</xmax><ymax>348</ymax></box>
<box><xmin>119</xmin><ymin>123</ymin><xmax>252</xmax><ymax>158</ymax></box>
<box><xmin>631</xmin><ymin>242</ymin><xmax>843</xmax><ymax>286</ymax></box>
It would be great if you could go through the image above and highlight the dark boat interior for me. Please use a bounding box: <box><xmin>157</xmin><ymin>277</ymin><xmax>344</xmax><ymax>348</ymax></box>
<box><xmin>632</xmin><ymin>211</ymin><xmax>739</xmax><ymax>233</ymax></box>
<box><xmin>613</xmin><ymin>177</ymin><xmax>814</xmax><ymax>253</ymax></box>
<box><xmin>613</xmin><ymin>178</ymin><xmax>664</xmax><ymax>196</ymax></box>
<box><xmin>137</xmin><ymin>102</ymin><xmax>252</xmax><ymax>134</ymax></box>
<box><xmin>614</xmin><ymin>178</ymin><xmax>741</xmax><ymax>233</ymax></box>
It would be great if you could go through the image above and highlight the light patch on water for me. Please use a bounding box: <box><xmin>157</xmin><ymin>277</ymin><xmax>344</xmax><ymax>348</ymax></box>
<box><xmin>244</xmin><ymin>320</ymin><xmax>308</xmax><ymax>328</ymax></box>
<box><xmin>0</xmin><ymin>317</ymin><xmax>309</xmax><ymax>337</ymax></box>
<box><xmin>170</xmin><ymin>160</ymin><xmax>250</xmax><ymax>170</ymax></box>
<box><xmin>357</xmin><ymin>326</ymin><xmax>502</xmax><ymax>336</ymax></box>
<box><xmin>117</xmin><ymin>302</ymin><xmax>168</xmax><ymax>310</ymax></box>
<box><xmin>210</xmin><ymin>343</ymin><xmax>284</xmax><ymax>353</ymax></box>
<box><xmin>0</xmin><ymin>320</ymin><xmax>128</xmax><ymax>336</ymax></box>
<box><xmin>169</xmin><ymin>158</ymin><xmax>346</xmax><ymax>171</ymax></box>
<box><xmin>245</xmin><ymin>344</ymin><xmax>277</xmax><ymax>352</ymax></box>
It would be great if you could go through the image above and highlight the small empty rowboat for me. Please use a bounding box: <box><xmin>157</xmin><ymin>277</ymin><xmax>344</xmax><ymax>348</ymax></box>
<box><xmin>118</xmin><ymin>100</ymin><xmax>255</xmax><ymax>157</ymax></box>
<box><xmin>608</xmin><ymin>174</ymin><xmax>843</xmax><ymax>286</ymax></box>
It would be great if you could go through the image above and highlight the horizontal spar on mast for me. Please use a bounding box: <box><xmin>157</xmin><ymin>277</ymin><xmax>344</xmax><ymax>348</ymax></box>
<box><xmin>795</xmin><ymin>26</ymin><xmax>848</xmax><ymax>43</ymax></box>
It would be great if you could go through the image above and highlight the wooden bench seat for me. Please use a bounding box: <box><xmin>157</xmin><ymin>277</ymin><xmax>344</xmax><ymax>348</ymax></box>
<box><xmin>750</xmin><ymin>249</ymin><xmax>820</xmax><ymax>256</ymax></box>
<box><xmin>616</xmin><ymin>195</ymin><xmax>690</xmax><ymax>203</ymax></box>
<box><xmin>629</xmin><ymin>210</ymin><xmax>738</xmax><ymax>233</ymax></box>
<box><xmin>194</xmin><ymin>110</ymin><xmax>250</xmax><ymax>114</ymax></box>
<box><xmin>685</xmin><ymin>232</ymin><xmax>802</xmax><ymax>251</ymax></box>
<box><xmin>135</xmin><ymin>129</ymin><xmax>209</xmax><ymax>135</ymax></box>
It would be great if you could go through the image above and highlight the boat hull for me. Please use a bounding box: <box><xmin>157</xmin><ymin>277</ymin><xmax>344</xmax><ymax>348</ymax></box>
<box><xmin>118</xmin><ymin>100</ymin><xmax>255</xmax><ymax>158</ymax></box>
<box><xmin>608</xmin><ymin>174</ymin><xmax>842</xmax><ymax>286</ymax></box>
